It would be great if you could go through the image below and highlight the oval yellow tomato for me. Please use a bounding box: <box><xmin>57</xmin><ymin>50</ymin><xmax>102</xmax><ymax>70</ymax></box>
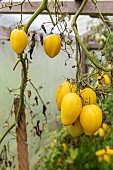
<box><xmin>43</xmin><ymin>34</ymin><xmax>61</xmax><ymax>58</ymax></box>
<box><xmin>80</xmin><ymin>88</ymin><xmax>96</xmax><ymax>105</ymax></box>
<box><xmin>93</xmin><ymin>129</ymin><xmax>99</xmax><ymax>136</ymax></box>
<box><xmin>56</xmin><ymin>81</ymin><xmax>76</xmax><ymax>111</ymax></box>
<box><xmin>10</xmin><ymin>28</ymin><xmax>28</xmax><ymax>54</ymax></box>
<box><xmin>66</xmin><ymin>116</ymin><xmax>83</xmax><ymax>137</ymax></box>
<box><xmin>105</xmin><ymin>145</ymin><xmax>110</xmax><ymax>151</ymax></box>
<box><xmin>103</xmin><ymin>74</ymin><xmax>111</xmax><ymax>85</ymax></box>
<box><xmin>61</xmin><ymin>93</ymin><xmax>82</xmax><ymax>126</ymax></box>
<box><xmin>102</xmin><ymin>123</ymin><xmax>108</xmax><ymax>132</ymax></box>
<box><xmin>98</xmin><ymin>128</ymin><xmax>105</xmax><ymax>138</ymax></box>
<box><xmin>95</xmin><ymin>81</ymin><xmax>102</xmax><ymax>88</ymax></box>
<box><xmin>80</xmin><ymin>104</ymin><xmax>102</xmax><ymax>135</ymax></box>
<box><xmin>62</xmin><ymin>143</ymin><xmax>67</xmax><ymax>153</ymax></box>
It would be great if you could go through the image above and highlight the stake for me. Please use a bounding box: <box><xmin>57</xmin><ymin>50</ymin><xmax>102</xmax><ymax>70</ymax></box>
<box><xmin>14</xmin><ymin>97</ymin><xmax>29</xmax><ymax>170</ymax></box>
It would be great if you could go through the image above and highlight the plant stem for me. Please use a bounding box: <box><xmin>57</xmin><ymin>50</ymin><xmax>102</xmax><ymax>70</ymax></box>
<box><xmin>29</xmin><ymin>80</ymin><xmax>45</xmax><ymax>106</ymax></box>
<box><xmin>71</xmin><ymin>0</ymin><xmax>113</xmax><ymax>72</ymax></box>
<box><xmin>0</xmin><ymin>54</ymin><xmax>27</xmax><ymax>144</ymax></box>
<box><xmin>15</xmin><ymin>54</ymin><xmax>27</xmax><ymax>123</ymax></box>
<box><xmin>91</xmin><ymin>0</ymin><xmax>110</xmax><ymax>33</ymax></box>
<box><xmin>24</xmin><ymin>0</ymin><xmax>48</xmax><ymax>33</ymax></box>
<box><xmin>0</xmin><ymin>123</ymin><xmax>16</xmax><ymax>143</ymax></box>
<box><xmin>47</xmin><ymin>8</ymin><xmax>55</xmax><ymax>26</ymax></box>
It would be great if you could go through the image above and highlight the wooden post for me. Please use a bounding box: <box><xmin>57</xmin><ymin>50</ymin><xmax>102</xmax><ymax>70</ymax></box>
<box><xmin>14</xmin><ymin>98</ymin><xmax>29</xmax><ymax>170</ymax></box>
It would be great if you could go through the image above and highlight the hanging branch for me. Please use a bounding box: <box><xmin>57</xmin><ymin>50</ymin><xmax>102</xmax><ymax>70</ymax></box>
<box><xmin>0</xmin><ymin>0</ymin><xmax>49</xmax><ymax>144</ymax></box>
<box><xmin>29</xmin><ymin>80</ymin><xmax>47</xmax><ymax>121</ymax></box>
<box><xmin>0</xmin><ymin>0</ymin><xmax>26</xmax><ymax>9</ymax></box>
<box><xmin>0</xmin><ymin>54</ymin><xmax>27</xmax><ymax>143</ymax></box>
<box><xmin>91</xmin><ymin>0</ymin><xmax>110</xmax><ymax>33</ymax></box>
<box><xmin>71</xmin><ymin>0</ymin><xmax>113</xmax><ymax>72</ymax></box>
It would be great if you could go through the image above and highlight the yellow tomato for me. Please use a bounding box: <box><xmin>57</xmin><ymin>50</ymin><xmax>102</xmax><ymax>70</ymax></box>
<box><xmin>43</xmin><ymin>34</ymin><xmax>61</xmax><ymax>58</ymax></box>
<box><xmin>103</xmin><ymin>74</ymin><xmax>111</xmax><ymax>85</ymax></box>
<box><xmin>93</xmin><ymin>130</ymin><xmax>99</xmax><ymax>136</ymax></box>
<box><xmin>10</xmin><ymin>28</ymin><xmax>28</xmax><ymax>54</ymax></box>
<box><xmin>61</xmin><ymin>93</ymin><xmax>82</xmax><ymax>126</ymax></box>
<box><xmin>62</xmin><ymin>143</ymin><xmax>67</xmax><ymax>153</ymax></box>
<box><xmin>107</xmin><ymin>126</ymin><xmax>111</xmax><ymax>133</ymax></box>
<box><xmin>105</xmin><ymin>145</ymin><xmax>110</xmax><ymax>151</ymax></box>
<box><xmin>98</xmin><ymin>128</ymin><xmax>105</xmax><ymax>138</ymax></box>
<box><xmin>80</xmin><ymin>88</ymin><xmax>96</xmax><ymax>105</ymax></box>
<box><xmin>95</xmin><ymin>81</ymin><xmax>102</xmax><ymax>88</ymax></box>
<box><xmin>66</xmin><ymin>117</ymin><xmax>83</xmax><ymax>137</ymax></box>
<box><xmin>56</xmin><ymin>81</ymin><xmax>76</xmax><ymax>111</ymax></box>
<box><xmin>102</xmin><ymin>123</ymin><xmax>108</xmax><ymax>132</ymax></box>
<box><xmin>97</xmin><ymin>75</ymin><xmax>104</xmax><ymax>81</ymax></box>
<box><xmin>80</xmin><ymin>104</ymin><xmax>102</xmax><ymax>136</ymax></box>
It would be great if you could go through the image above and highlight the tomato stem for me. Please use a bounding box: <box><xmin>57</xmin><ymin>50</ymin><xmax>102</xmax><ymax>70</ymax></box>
<box><xmin>24</xmin><ymin>0</ymin><xmax>48</xmax><ymax>33</ymax></box>
<box><xmin>15</xmin><ymin>54</ymin><xmax>27</xmax><ymax>123</ymax></box>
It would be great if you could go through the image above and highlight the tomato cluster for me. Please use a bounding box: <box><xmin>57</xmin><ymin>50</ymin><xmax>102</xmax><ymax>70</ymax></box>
<box><xmin>56</xmin><ymin>81</ymin><xmax>103</xmax><ymax>137</ymax></box>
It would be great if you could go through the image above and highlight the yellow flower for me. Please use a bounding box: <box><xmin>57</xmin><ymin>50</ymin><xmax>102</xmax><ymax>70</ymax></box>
<box><xmin>98</xmin><ymin>156</ymin><xmax>103</xmax><ymax>162</ymax></box>
<box><xmin>106</xmin><ymin>146</ymin><xmax>113</xmax><ymax>156</ymax></box>
<box><xmin>96</xmin><ymin>145</ymin><xmax>113</xmax><ymax>164</ymax></box>
<box><xmin>95</xmin><ymin>149</ymin><xmax>105</xmax><ymax>156</ymax></box>
<box><xmin>103</xmin><ymin>154</ymin><xmax>110</xmax><ymax>164</ymax></box>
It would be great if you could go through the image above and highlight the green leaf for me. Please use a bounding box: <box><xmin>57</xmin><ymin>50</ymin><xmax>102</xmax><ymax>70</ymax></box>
<box><xmin>35</xmin><ymin>147</ymin><xmax>40</xmax><ymax>154</ymax></box>
<box><xmin>65</xmin><ymin>157</ymin><xmax>73</xmax><ymax>164</ymax></box>
<box><xmin>70</xmin><ymin>148</ymin><xmax>78</xmax><ymax>160</ymax></box>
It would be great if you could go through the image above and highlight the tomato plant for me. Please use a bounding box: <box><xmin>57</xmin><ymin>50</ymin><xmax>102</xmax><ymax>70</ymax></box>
<box><xmin>1</xmin><ymin>0</ymin><xmax>113</xmax><ymax>169</ymax></box>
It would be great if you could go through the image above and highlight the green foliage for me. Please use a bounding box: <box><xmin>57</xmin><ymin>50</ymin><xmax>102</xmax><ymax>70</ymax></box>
<box><xmin>34</xmin><ymin>93</ymin><xmax>113</xmax><ymax>170</ymax></box>
<box><xmin>102</xmin><ymin>32</ymin><xmax>113</xmax><ymax>58</ymax></box>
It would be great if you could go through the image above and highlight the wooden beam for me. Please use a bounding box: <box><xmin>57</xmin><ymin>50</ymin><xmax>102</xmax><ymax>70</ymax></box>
<box><xmin>0</xmin><ymin>0</ymin><xmax>113</xmax><ymax>16</ymax></box>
